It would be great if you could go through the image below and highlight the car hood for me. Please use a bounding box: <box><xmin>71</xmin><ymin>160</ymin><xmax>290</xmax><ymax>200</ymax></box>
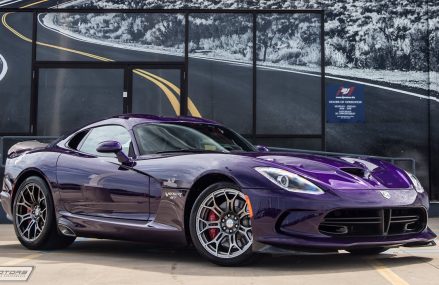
<box><xmin>243</xmin><ymin>152</ymin><xmax>412</xmax><ymax>190</ymax></box>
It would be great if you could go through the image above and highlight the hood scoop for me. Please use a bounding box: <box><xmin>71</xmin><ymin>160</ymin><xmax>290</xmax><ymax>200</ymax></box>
<box><xmin>340</xmin><ymin>167</ymin><xmax>369</xmax><ymax>178</ymax></box>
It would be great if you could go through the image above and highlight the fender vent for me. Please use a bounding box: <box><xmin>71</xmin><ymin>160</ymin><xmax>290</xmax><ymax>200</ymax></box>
<box><xmin>319</xmin><ymin>208</ymin><xmax>426</xmax><ymax>237</ymax></box>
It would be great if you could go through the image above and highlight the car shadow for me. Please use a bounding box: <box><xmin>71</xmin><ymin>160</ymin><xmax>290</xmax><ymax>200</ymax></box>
<box><xmin>0</xmin><ymin>239</ymin><xmax>434</xmax><ymax>277</ymax></box>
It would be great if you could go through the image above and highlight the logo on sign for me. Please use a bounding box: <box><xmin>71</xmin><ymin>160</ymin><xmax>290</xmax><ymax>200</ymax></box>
<box><xmin>336</xmin><ymin>86</ymin><xmax>355</xmax><ymax>97</ymax></box>
<box><xmin>326</xmin><ymin>83</ymin><xmax>365</xmax><ymax>123</ymax></box>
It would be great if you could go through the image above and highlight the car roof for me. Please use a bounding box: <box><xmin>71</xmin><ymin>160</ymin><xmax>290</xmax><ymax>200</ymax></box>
<box><xmin>83</xmin><ymin>114</ymin><xmax>221</xmax><ymax>130</ymax></box>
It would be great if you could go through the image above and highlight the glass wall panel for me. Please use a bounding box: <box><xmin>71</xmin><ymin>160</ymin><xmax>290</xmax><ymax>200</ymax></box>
<box><xmin>37</xmin><ymin>69</ymin><xmax>123</xmax><ymax>136</ymax></box>
<box><xmin>256</xmin><ymin>14</ymin><xmax>322</xmax><ymax>135</ymax></box>
<box><xmin>132</xmin><ymin>68</ymin><xmax>181</xmax><ymax>116</ymax></box>
<box><xmin>188</xmin><ymin>13</ymin><xmax>253</xmax><ymax>133</ymax></box>
<box><xmin>0</xmin><ymin>12</ymin><xmax>32</xmax><ymax>133</ymax></box>
<box><xmin>37</xmin><ymin>13</ymin><xmax>185</xmax><ymax>62</ymax></box>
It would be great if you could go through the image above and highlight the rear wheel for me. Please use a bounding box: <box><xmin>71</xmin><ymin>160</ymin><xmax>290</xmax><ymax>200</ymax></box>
<box><xmin>13</xmin><ymin>176</ymin><xmax>76</xmax><ymax>250</ymax></box>
<box><xmin>347</xmin><ymin>247</ymin><xmax>389</xmax><ymax>255</ymax></box>
<box><xmin>189</xmin><ymin>182</ymin><xmax>254</xmax><ymax>266</ymax></box>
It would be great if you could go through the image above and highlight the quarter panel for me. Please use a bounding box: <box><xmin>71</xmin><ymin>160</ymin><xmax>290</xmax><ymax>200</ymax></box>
<box><xmin>1</xmin><ymin>148</ymin><xmax>61</xmax><ymax>219</ymax></box>
<box><xmin>8</xmin><ymin>150</ymin><xmax>60</xmax><ymax>202</ymax></box>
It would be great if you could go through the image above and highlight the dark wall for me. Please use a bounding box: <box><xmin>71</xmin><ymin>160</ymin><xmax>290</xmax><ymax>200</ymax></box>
<box><xmin>428</xmin><ymin>0</ymin><xmax>439</xmax><ymax>201</ymax></box>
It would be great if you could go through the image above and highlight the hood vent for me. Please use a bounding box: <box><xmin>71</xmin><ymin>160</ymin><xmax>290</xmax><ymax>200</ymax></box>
<box><xmin>340</xmin><ymin>167</ymin><xmax>367</xmax><ymax>178</ymax></box>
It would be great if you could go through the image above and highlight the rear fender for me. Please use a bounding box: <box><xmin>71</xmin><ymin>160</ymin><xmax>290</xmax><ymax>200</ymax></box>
<box><xmin>7</xmin><ymin>140</ymin><xmax>48</xmax><ymax>159</ymax></box>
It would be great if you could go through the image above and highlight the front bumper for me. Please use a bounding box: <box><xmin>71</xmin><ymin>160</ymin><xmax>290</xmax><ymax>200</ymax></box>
<box><xmin>243</xmin><ymin>187</ymin><xmax>437</xmax><ymax>252</ymax></box>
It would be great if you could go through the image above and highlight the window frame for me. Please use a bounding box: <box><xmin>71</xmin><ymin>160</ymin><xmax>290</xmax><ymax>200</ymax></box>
<box><xmin>64</xmin><ymin>124</ymin><xmax>136</xmax><ymax>158</ymax></box>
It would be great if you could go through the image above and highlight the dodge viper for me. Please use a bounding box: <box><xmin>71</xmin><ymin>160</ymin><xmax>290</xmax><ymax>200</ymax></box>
<box><xmin>0</xmin><ymin>114</ymin><xmax>436</xmax><ymax>265</ymax></box>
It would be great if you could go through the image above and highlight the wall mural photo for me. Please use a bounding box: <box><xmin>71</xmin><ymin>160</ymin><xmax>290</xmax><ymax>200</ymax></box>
<box><xmin>0</xmin><ymin>0</ymin><xmax>437</xmax><ymax>214</ymax></box>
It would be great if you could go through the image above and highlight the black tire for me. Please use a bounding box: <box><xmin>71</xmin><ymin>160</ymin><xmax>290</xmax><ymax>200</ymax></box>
<box><xmin>189</xmin><ymin>182</ymin><xmax>255</xmax><ymax>266</ymax></box>
<box><xmin>13</xmin><ymin>176</ymin><xmax>76</xmax><ymax>250</ymax></box>
<box><xmin>347</xmin><ymin>247</ymin><xmax>389</xmax><ymax>255</ymax></box>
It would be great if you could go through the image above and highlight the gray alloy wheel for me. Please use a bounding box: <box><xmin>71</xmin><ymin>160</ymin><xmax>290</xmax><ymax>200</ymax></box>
<box><xmin>190</xmin><ymin>182</ymin><xmax>254</xmax><ymax>266</ymax></box>
<box><xmin>13</xmin><ymin>176</ymin><xmax>76</xmax><ymax>250</ymax></box>
<box><xmin>15</xmin><ymin>182</ymin><xmax>47</xmax><ymax>242</ymax></box>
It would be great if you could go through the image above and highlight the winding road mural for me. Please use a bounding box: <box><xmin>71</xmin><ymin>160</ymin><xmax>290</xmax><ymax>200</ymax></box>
<box><xmin>0</xmin><ymin>0</ymin><xmax>437</xmax><ymax>203</ymax></box>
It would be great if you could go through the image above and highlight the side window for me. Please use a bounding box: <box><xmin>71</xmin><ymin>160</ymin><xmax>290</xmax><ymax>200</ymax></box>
<box><xmin>79</xmin><ymin>125</ymin><xmax>131</xmax><ymax>157</ymax></box>
<box><xmin>67</xmin><ymin>130</ymin><xmax>89</xmax><ymax>150</ymax></box>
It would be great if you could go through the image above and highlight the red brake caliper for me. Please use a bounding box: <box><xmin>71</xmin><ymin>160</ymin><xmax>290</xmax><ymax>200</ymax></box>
<box><xmin>208</xmin><ymin>210</ymin><xmax>219</xmax><ymax>240</ymax></box>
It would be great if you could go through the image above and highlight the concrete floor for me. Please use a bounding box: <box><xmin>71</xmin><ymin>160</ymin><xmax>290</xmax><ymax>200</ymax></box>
<box><xmin>0</xmin><ymin>220</ymin><xmax>438</xmax><ymax>285</ymax></box>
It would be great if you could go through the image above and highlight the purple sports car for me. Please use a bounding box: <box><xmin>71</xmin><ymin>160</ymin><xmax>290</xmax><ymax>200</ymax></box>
<box><xmin>0</xmin><ymin>114</ymin><xmax>436</xmax><ymax>265</ymax></box>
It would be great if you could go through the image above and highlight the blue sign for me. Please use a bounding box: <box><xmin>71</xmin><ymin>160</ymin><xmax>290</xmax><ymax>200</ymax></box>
<box><xmin>326</xmin><ymin>83</ymin><xmax>365</xmax><ymax>123</ymax></box>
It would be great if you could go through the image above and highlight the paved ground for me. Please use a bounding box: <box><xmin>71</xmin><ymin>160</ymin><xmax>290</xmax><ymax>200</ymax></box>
<box><xmin>0</xmin><ymin>220</ymin><xmax>437</xmax><ymax>285</ymax></box>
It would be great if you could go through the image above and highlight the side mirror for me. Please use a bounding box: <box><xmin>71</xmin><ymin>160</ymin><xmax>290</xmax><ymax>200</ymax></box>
<box><xmin>256</xmin><ymin>145</ymin><xmax>270</xmax><ymax>152</ymax></box>
<box><xmin>96</xmin><ymin>141</ymin><xmax>132</xmax><ymax>165</ymax></box>
<box><xmin>96</xmin><ymin>140</ymin><xmax>122</xmax><ymax>153</ymax></box>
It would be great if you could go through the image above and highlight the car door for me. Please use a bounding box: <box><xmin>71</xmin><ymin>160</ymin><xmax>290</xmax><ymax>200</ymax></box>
<box><xmin>57</xmin><ymin>125</ymin><xmax>150</xmax><ymax>221</ymax></box>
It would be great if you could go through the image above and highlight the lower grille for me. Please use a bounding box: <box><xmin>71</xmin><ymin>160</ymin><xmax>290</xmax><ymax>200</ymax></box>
<box><xmin>319</xmin><ymin>208</ymin><xmax>427</xmax><ymax>237</ymax></box>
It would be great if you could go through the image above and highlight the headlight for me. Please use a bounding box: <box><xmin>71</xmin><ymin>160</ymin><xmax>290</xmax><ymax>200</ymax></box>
<box><xmin>254</xmin><ymin>167</ymin><xmax>324</xmax><ymax>195</ymax></box>
<box><xmin>405</xmin><ymin>171</ymin><xmax>424</xmax><ymax>193</ymax></box>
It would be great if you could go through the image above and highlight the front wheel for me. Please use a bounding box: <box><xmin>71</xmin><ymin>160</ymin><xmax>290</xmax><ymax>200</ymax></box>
<box><xmin>189</xmin><ymin>182</ymin><xmax>254</xmax><ymax>266</ymax></box>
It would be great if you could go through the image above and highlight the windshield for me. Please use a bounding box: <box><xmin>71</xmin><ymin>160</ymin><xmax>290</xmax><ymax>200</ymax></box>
<box><xmin>133</xmin><ymin>123</ymin><xmax>228</xmax><ymax>155</ymax></box>
<box><xmin>133</xmin><ymin>123</ymin><xmax>256</xmax><ymax>155</ymax></box>
<box><xmin>176</xmin><ymin>123</ymin><xmax>256</xmax><ymax>152</ymax></box>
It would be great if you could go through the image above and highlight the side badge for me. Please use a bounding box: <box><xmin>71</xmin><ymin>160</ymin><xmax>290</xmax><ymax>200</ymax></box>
<box><xmin>380</xmin><ymin>190</ymin><xmax>391</xmax><ymax>199</ymax></box>
<box><xmin>163</xmin><ymin>178</ymin><xmax>177</xmax><ymax>188</ymax></box>
<box><xmin>164</xmin><ymin>191</ymin><xmax>183</xmax><ymax>200</ymax></box>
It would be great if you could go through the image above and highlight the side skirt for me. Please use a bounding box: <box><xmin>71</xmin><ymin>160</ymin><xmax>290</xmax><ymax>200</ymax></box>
<box><xmin>57</xmin><ymin>211</ymin><xmax>188</xmax><ymax>246</ymax></box>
